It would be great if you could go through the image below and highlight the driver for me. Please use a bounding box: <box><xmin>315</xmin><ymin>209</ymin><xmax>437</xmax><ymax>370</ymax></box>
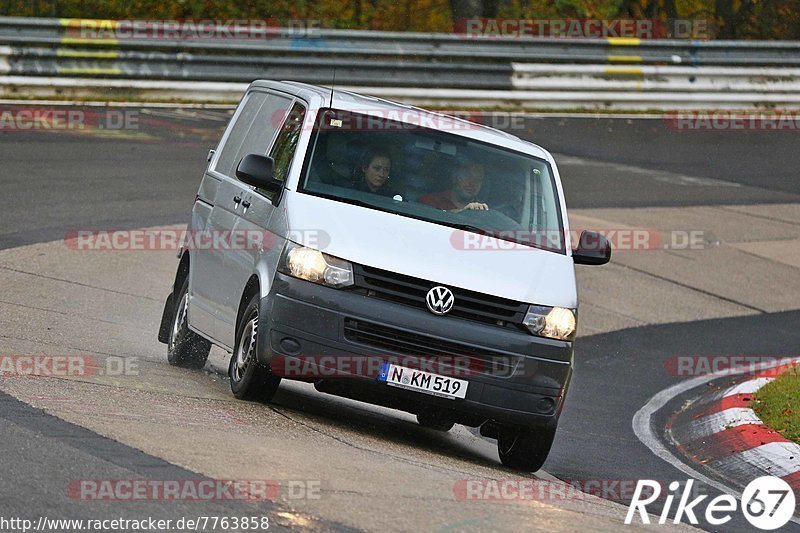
<box><xmin>418</xmin><ymin>161</ymin><xmax>489</xmax><ymax>212</ymax></box>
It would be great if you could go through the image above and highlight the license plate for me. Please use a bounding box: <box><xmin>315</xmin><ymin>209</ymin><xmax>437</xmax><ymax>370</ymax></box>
<box><xmin>378</xmin><ymin>363</ymin><xmax>468</xmax><ymax>400</ymax></box>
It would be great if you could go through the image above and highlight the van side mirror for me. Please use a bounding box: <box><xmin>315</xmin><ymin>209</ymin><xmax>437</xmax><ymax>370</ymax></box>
<box><xmin>573</xmin><ymin>230</ymin><xmax>611</xmax><ymax>265</ymax></box>
<box><xmin>236</xmin><ymin>154</ymin><xmax>282</xmax><ymax>194</ymax></box>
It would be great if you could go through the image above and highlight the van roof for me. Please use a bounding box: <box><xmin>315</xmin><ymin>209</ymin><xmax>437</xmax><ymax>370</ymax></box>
<box><xmin>249</xmin><ymin>79</ymin><xmax>550</xmax><ymax>160</ymax></box>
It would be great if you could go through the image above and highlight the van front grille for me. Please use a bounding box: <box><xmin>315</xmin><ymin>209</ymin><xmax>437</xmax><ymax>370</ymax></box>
<box><xmin>352</xmin><ymin>264</ymin><xmax>528</xmax><ymax>328</ymax></box>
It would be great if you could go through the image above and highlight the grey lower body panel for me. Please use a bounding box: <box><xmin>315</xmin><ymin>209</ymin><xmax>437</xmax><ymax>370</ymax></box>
<box><xmin>257</xmin><ymin>273</ymin><xmax>573</xmax><ymax>428</ymax></box>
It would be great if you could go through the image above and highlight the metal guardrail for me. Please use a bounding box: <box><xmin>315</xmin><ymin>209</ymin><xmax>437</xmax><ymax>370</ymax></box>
<box><xmin>3</xmin><ymin>17</ymin><xmax>800</xmax><ymax>67</ymax></box>
<box><xmin>5</xmin><ymin>76</ymin><xmax>800</xmax><ymax>110</ymax></box>
<box><xmin>512</xmin><ymin>64</ymin><xmax>800</xmax><ymax>92</ymax></box>
<box><xmin>1</xmin><ymin>46</ymin><xmax>514</xmax><ymax>89</ymax></box>
<box><xmin>0</xmin><ymin>17</ymin><xmax>799</xmax><ymax>109</ymax></box>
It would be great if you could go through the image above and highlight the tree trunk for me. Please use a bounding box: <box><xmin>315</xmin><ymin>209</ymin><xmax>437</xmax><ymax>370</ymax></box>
<box><xmin>450</xmin><ymin>0</ymin><xmax>484</xmax><ymax>22</ymax></box>
<box><xmin>663</xmin><ymin>0</ymin><xmax>678</xmax><ymax>19</ymax></box>
<box><xmin>482</xmin><ymin>0</ymin><xmax>500</xmax><ymax>18</ymax></box>
<box><xmin>715</xmin><ymin>0</ymin><xmax>734</xmax><ymax>38</ymax></box>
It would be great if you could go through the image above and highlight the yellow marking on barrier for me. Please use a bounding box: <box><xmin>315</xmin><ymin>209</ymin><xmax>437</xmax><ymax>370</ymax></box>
<box><xmin>607</xmin><ymin>55</ymin><xmax>643</xmax><ymax>63</ymax></box>
<box><xmin>60</xmin><ymin>38</ymin><xmax>119</xmax><ymax>46</ymax></box>
<box><xmin>59</xmin><ymin>18</ymin><xmax>120</xmax><ymax>29</ymax></box>
<box><xmin>60</xmin><ymin>18</ymin><xmax>121</xmax><ymax>43</ymax></box>
<box><xmin>56</xmin><ymin>49</ymin><xmax>119</xmax><ymax>59</ymax></box>
<box><xmin>607</xmin><ymin>37</ymin><xmax>641</xmax><ymax>46</ymax></box>
<box><xmin>58</xmin><ymin>67</ymin><xmax>122</xmax><ymax>76</ymax></box>
<box><xmin>604</xmin><ymin>66</ymin><xmax>645</xmax><ymax>76</ymax></box>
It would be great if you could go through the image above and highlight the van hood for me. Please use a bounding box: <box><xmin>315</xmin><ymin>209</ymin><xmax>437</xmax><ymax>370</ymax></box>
<box><xmin>284</xmin><ymin>192</ymin><xmax>577</xmax><ymax>309</ymax></box>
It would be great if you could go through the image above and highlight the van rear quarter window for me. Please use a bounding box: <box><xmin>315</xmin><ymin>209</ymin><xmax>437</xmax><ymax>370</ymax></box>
<box><xmin>214</xmin><ymin>91</ymin><xmax>293</xmax><ymax>178</ymax></box>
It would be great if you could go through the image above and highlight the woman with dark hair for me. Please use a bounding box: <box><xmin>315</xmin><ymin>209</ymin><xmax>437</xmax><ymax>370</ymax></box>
<box><xmin>353</xmin><ymin>147</ymin><xmax>399</xmax><ymax>197</ymax></box>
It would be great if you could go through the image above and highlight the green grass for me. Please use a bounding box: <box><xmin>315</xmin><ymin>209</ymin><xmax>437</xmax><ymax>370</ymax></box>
<box><xmin>753</xmin><ymin>366</ymin><xmax>800</xmax><ymax>444</ymax></box>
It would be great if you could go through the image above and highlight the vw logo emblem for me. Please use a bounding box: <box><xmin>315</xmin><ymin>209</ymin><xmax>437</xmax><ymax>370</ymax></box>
<box><xmin>426</xmin><ymin>286</ymin><xmax>455</xmax><ymax>315</ymax></box>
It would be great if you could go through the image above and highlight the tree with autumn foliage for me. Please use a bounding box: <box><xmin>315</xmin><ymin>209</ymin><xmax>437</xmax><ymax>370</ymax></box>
<box><xmin>2</xmin><ymin>0</ymin><xmax>798</xmax><ymax>38</ymax></box>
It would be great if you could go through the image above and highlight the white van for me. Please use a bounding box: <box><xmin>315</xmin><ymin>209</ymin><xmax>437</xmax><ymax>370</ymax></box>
<box><xmin>158</xmin><ymin>81</ymin><xmax>610</xmax><ymax>471</ymax></box>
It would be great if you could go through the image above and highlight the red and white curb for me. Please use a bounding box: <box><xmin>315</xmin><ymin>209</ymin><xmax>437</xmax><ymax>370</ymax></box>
<box><xmin>669</xmin><ymin>360</ymin><xmax>800</xmax><ymax>499</ymax></box>
<box><xmin>634</xmin><ymin>357</ymin><xmax>800</xmax><ymax>525</ymax></box>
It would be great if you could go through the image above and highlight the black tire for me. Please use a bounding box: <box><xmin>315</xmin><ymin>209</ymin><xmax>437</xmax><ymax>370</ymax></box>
<box><xmin>228</xmin><ymin>293</ymin><xmax>281</xmax><ymax>402</ymax></box>
<box><xmin>167</xmin><ymin>278</ymin><xmax>211</xmax><ymax>369</ymax></box>
<box><xmin>497</xmin><ymin>425</ymin><xmax>556</xmax><ymax>472</ymax></box>
<box><xmin>416</xmin><ymin>412</ymin><xmax>455</xmax><ymax>432</ymax></box>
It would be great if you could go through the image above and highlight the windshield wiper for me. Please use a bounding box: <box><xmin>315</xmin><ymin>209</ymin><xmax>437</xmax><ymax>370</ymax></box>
<box><xmin>445</xmin><ymin>222</ymin><xmax>552</xmax><ymax>250</ymax></box>
<box><xmin>313</xmin><ymin>193</ymin><xmax>378</xmax><ymax>211</ymax></box>
<box><xmin>444</xmin><ymin>222</ymin><xmax>494</xmax><ymax>237</ymax></box>
<box><xmin>400</xmin><ymin>214</ymin><xmax>493</xmax><ymax>237</ymax></box>
<box><xmin>336</xmin><ymin>197</ymin><xmax>377</xmax><ymax>210</ymax></box>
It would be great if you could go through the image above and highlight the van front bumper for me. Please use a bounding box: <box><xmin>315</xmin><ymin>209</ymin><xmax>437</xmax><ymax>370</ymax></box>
<box><xmin>257</xmin><ymin>273</ymin><xmax>573</xmax><ymax>429</ymax></box>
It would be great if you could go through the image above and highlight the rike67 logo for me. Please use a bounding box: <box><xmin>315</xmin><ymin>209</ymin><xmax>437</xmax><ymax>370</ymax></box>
<box><xmin>626</xmin><ymin>477</ymin><xmax>796</xmax><ymax>530</ymax></box>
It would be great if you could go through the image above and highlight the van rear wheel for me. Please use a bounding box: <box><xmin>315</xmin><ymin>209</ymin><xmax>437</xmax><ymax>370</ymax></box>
<box><xmin>167</xmin><ymin>279</ymin><xmax>211</xmax><ymax>369</ymax></box>
<box><xmin>229</xmin><ymin>294</ymin><xmax>281</xmax><ymax>403</ymax></box>
<box><xmin>497</xmin><ymin>425</ymin><xmax>556</xmax><ymax>472</ymax></box>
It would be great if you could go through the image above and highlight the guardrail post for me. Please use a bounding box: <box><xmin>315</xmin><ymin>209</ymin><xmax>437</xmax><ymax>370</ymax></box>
<box><xmin>0</xmin><ymin>45</ymin><xmax>10</xmax><ymax>75</ymax></box>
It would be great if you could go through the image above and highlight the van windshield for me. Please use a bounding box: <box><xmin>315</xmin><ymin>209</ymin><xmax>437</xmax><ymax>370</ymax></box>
<box><xmin>299</xmin><ymin>108</ymin><xmax>566</xmax><ymax>253</ymax></box>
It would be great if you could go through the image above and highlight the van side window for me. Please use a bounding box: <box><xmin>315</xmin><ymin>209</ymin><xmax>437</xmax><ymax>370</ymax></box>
<box><xmin>214</xmin><ymin>91</ymin><xmax>293</xmax><ymax>178</ymax></box>
<box><xmin>270</xmin><ymin>103</ymin><xmax>306</xmax><ymax>184</ymax></box>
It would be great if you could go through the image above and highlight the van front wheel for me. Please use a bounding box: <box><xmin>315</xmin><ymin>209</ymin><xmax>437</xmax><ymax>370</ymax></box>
<box><xmin>229</xmin><ymin>294</ymin><xmax>281</xmax><ymax>403</ymax></box>
<box><xmin>497</xmin><ymin>425</ymin><xmax>556</xmax><ymax>472</ymax></box>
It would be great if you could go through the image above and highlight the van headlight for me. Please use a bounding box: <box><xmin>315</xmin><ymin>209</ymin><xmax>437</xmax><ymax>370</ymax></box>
<box><xmin>279</xmin><ymin>242</ymin><xmax>354</xmax><ymax>288</ymax></box>
<box><xmin>522</xmin><ymin>305</ymin><xmax>576</xmax><ymax>341</ymax></box>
